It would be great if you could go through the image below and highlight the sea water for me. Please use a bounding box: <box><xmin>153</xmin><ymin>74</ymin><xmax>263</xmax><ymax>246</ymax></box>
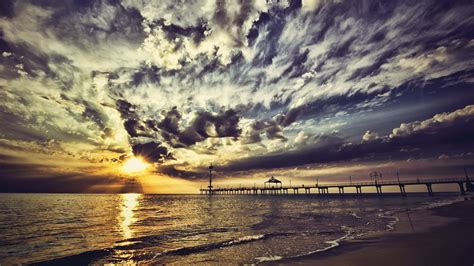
<box><xmin>0</xmin><ymin>193</ymin><xmax>462</xmax><ymax>264</ymax></box>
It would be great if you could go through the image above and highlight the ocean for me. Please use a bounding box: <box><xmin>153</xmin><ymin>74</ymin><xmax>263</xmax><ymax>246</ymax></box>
<box><xmin>0</xmin><ymin>193</ymin><xmax>462</xmax><ymax>264</ymax></box>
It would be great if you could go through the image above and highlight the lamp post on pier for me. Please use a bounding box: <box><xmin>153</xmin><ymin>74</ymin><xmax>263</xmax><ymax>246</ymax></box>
<box><xmin>208</xmin><ymin>164</ymin><xmax>214</xmax><ymax>194</ymax></box>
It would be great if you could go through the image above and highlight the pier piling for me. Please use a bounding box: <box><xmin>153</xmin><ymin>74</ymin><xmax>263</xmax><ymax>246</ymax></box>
<box><xmin>426</xmin><ymin>183</ymin><xmax>434</xmax><ymax>196</ymax></box>
<box><xmin>200</xmin><ymin>177</ymin><xmax>471</xmax><ymax>197</ymax></box>
<box><xmin>459</xmin><ymin>182</ymin><xmax>466</xmax><ymax>195</ymax></box>
<box><xmin>399</xmin><ymin>185</ymin><xmax>406</xmax><ymax>197</ymax></box>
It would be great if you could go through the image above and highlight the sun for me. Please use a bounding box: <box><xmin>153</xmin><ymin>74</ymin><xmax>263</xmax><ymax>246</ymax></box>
<box><xmin>121</xmin><ymin>157</ymin><xmax>150</xmax><ymax>174</ymax></box>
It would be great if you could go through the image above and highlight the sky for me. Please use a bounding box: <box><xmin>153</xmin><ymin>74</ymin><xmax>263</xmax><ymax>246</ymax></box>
<box><xmin>0</xmin><ymin>0</ymin><xmax>473</xmax><ymax>193</ymax></box>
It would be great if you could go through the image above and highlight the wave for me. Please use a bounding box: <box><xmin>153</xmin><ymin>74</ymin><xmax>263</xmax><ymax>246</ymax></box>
<box><xmin>377</xmin><ymin>196</ymin><xmax>465</xmax><ymax>232</ymax></box>
<box><xmin>255</xmin><ymin>255</ymin><xmax>284</xmax><ymax>263</ymax></box>
<box><xmin>36</xmin><ymin>209</ymin><xmax>425</xmax><ymax>266</ymax></box>
<box><xmin>36</xmin><ymin>234</ymin><xmax>268</xmax><ymax>264</ymax></box>
<box><xmin>31</xmin><ymin>248</ymin><xmax>112</xmax><ymax>265</ymax></box>
<box><xmin>282</xmin><ymin>196</ymin><xmax>468</xmax><ymax>264</ymax></box>
<box><xmin>113</xmin><ymin>226</ymin><xmax>233</xmax><ymax>249</ymax></box>
<box><xmin>225</xmin><ymin>234</ymin><xmax>266</xmax><ymax>245</ymax></box>
<box><xmin>269</xmin><ymin>195</ymin><xmax>467</xmax><ymax>265</ymax></box>
<box><xmin>144</xmin><ymin>234</ymin><xmax>267</xmax><ymax>262</ymax></box>
<box><xmin>413</xmin><ymin>196</ymin><xmax>465</xmax><ymax>210</ymax></box>
<box><xmin>123</xmin><ymin>230</ymin><xmax>347</xmax><ymax>263</ymax></box>
<box><xmin>304</xmin><ymin>226</ymin><xmax>354</xmax><ymax>254</ymax></box>
<box><xmin>255</xmin><ymin>226</ymin><xmax>355</xmax><ymax>264</ymax></box>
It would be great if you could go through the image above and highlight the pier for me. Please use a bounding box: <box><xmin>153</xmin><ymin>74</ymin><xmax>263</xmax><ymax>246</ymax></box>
<box><xmin>200</xmin><ymin>177</ymin><xmax>473</xmax><ymax>196</ymax></box>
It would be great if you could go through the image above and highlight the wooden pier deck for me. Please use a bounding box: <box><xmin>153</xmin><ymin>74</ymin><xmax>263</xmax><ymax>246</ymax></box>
<box><xmin>200</xmin><ymin>177</ymin><xmax>473</xmax><ymax>196</ymax></box>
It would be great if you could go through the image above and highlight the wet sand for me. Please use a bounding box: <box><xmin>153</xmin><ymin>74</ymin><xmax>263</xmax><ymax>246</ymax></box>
<box><xmin>274</xmin><ymin>198</ymin><xmax>474</xmax><ymax>266</ymax></box>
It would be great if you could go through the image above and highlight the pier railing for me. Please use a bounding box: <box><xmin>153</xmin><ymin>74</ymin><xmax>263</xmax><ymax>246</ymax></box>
<box><xmin>200</xmin><ymin>177</ymin><xmax>472</xmax><ymax>196</ymax></box>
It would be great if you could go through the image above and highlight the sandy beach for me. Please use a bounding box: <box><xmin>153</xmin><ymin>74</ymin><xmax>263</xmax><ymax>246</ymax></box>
<box><xmin>275</xmin><ymin>197</ymin><xmax>474</xmax><ymax>266</ymax></box>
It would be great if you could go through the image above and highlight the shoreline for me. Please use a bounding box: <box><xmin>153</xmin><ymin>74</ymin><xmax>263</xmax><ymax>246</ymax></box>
<box><xmin>271</xmin><ymin>196</ymin><xmax>474</xmax><ymax>266</ymax></box>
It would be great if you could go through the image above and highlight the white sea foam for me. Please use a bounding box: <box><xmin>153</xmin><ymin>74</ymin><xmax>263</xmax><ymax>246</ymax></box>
<box><xmin>413</xmin><ymin>197</ymin><xmax>465</xmax><ymax>210</ymax></box>
<box><xmin>378</xmin><ymin>212</ymin><xmax>400</xmax><ymax>231</ymax></box>
<box><xmin>350</xmin><ymin>212</ymin><xmax>362</xmax><ymax>219</ymax></box>
<box><xmin>9</xmin><ymin>194</ymin><xmax>468</xmax><ymax>265</ymax></box>
<box><xmin>224</xmin><ymin>234</ymin><xmax>266</xmax><ymax>246</ymax></box>
<box><xmin>255</xmin><ymin>255</ymin><xmax>283</xmax><ymax>263</ymax></box>
<box><xmin>299</xmin><ymin>226</ymin><xmax>354</xmax><ymax>256</ymax></box>
<box><xmin>254</xmin><ymin>227</ymin><xmax>354</xmax><ymax>264</ymax></box>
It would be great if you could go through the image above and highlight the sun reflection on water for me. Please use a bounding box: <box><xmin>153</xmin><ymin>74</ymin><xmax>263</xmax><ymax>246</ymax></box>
<box><xmin>120</xmin><ymin>193</ymin><xmax>141</xmax><ymax>239</ymax></box>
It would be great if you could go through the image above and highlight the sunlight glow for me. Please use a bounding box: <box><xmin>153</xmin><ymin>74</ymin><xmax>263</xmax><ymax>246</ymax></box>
<box><xmin>120</xmin><ymin>193</ymin><xmax>141</xmax><ymax>239</ymax></box>
<box><xmin>121</xmin><ymin>157</ymin><xmax>150</xmax><ymax>174</ymax></box>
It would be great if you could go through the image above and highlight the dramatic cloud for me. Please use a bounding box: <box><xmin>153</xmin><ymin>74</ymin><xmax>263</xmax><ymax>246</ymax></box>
<box><xmin>132</xmin><ymin>141</ymin><xmax>174</xmax><ymax>163</ymax></box>
<box><xmin>177</xmin><ymin>109</ymin><xmax>241</xmax><ymax>146</ymax></box>
<box><xmin>222</xmin><ymin>105</ymin><xmax>474</xmax><ymax>171</ymax></box>
<box><xmin>0</xmin><ymin>0</ymin><xmax>473</xmax><ymax>192</ymax></box>
<box><xmin>389</xmin><ymin>105</ymin><xmax>474</xmax><ymax>139</ymax></box>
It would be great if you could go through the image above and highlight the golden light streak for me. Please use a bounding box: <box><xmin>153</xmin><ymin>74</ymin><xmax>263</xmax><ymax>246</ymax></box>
<box><xmin>120</xmin><ymin>193</ymin><xmax>141</xmax><ymax>239</ymax></box>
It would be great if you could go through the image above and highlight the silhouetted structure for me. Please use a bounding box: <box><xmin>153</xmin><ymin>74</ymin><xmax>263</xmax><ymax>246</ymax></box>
<box><xmin>207</xmin><ymin>164</ymin><xmax>213</xmax><ymax>194</ymax></box>
<box><xmin>264</xmin><ymin>176</ymin><xmax>282</xmax><ymax>188</ymax></box>
<box><xmin>200</xmin><ymin>177</ymin><xmax>472</xmax><ymax>196</ymax></box>
<box><xmin>465</xmin><ymin>168</ymin><xmax>474</xmax><ymax>192</ymax></box>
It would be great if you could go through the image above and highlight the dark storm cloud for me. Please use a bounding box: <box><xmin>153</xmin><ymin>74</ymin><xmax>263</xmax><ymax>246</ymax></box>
<box><xmin>176</xmin><ymin>109</ymin><xmax>242</xmax><ymax>146</ymax></box>
<box><xmin>211</xmin><ymin>0</ymin><xmax>266</xmax><ymax>48</ymax></box>
<box><xmin>151</xmin><ymin>107</ymin><xmax>242</xmax><ymax>148</ymax></box>
<box><xmin>249</xmin><ymin>15</ymin><xmax>285</xmax><ymax>67</ymax></box>
<box><xmin>130</xmin><ymin>65</ymin><xmax>161</xmax><ymax>86</ymax></box>
<box><xmin>275</xmin><ymin>108</ymin><xmax>302</xmax><ymax>127</ymax></box>
<box><xmin>157</xmin><ymin>106</ymin><xmax>181</xmax><ymax>135</ymax></box>
<box><xmin>192</xmin><ymin>109</ymin><xmax>240</xmax><ymax>138</ymax></box>
<box><xmin>148</xmin><ymin>19</ymin><xmax>208</xmax><ymax>48</ymax></box>
<box><xmin>249</xmin><ymin>0</ymin><xmax>473</xmax><ymax>117</ymax></box>
<box><xmin>242</xmin><ymin>108</ymin><xmax>304</xmax><ymax>144</ymax></box>
<box><xmin>177</xmin><ymin>127</ymin><xmax>204</xmax><ymax>147</ymax></box>
<box><xmin>0</xmin><ymin>0</ymin><xmax>14</xmax><ymax>18</ymax></box>
<box><xmin>0</xmin><ymin>0</ymin><xmax>146</xmax><ymax>83</ymax></box>
<box><xmin>246</xmin><ymin>11</ymin><xmax>270</xmax><ymax>46</ymax></box>
<box><xmin>103</xmin><ymin>0</ymin><xmax>472</xmax><ymax>144</ymax></box>
<box><xmin>116</xmin><ymin>99</ymin><xmax>136</xmax><ymax>118</ymax></box>
<box><xmin>223</xmin><ymin>105</ymin><xmax>474</xmax><ymax>171</ymax></box>
<box><xmin>157</xmin><ymin>165</ymin><xmax>207</xmax><ymax>179</ymax></box>
<box><xmin>345</xmin><ymin>48</ymin><xmax>398</xmax><ymax>82</ymax></box>
<box><xmin>264</xmin><ymin>122</ymin><xmax>286</xmax><ymax>140</ymax></box>
<box><xmin>116</xmin><ymin>102</ymin><xmax>242</xmax><ymax>149</ymax></box>
<box><xmin>265</xmin><ymin>121</ymin><xmax>286</xmax><ymax>140</ymax></box>
<box><xmin>132</xmin><ymin>141</ymin><xmax>174</xmax><ymax>163</ymax></box>
<box><xmin>242</xmin><ymin>119</ymin><xmax>286</xmax><ymax>144</ymax></box>
<box><xmin>280</xmin><ymin>49</ymin><xmax>310</xmax><ymax>79</ymax></box>
<box><xmin>116</xmin><ymin>99</ymin><xmax>157</xmax><ymax>138</ymax></box>
<box><xmin>45</xmin><ymin>0</ymin><xmax>146</xmax><ymax>46</ymax></box>
<box><xmin>124</xmin><ymin>119</ymin><xmax>153</xmax><ymax>138</ymax></box>
<box><xmin>0</xmin><ymin>40</ymin><xmax>68</xmax><ymax>80</ymax></box>
<box><xmin>82</xmin><ymin>103</ymin><xmax>108</xmax><ymax>130</ymax></box>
